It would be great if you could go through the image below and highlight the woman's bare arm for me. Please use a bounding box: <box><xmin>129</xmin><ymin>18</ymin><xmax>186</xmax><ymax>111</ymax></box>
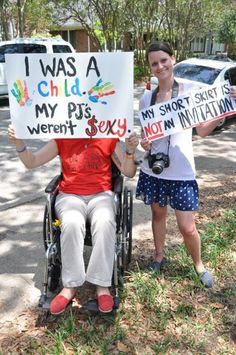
<box><xmin>112</xmin><ymin>132</ymin><xmax>139</xmax><ymax>178</ymax></box>
<box><xmin>8</xmin><ymin>124</ymin><xmax>58</xmax><ymax>169</ymax></box>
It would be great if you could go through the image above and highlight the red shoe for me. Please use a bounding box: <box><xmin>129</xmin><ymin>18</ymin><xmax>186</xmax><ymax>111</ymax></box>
<box><xmin>50</xmin><ymin>294</ymin><xmax>73</xmax><ymax>315</ymax></box>
<box><xmin>97</xmin><ymin>294</ymin><xmax>114</xmax><ymax>313</ymax></box>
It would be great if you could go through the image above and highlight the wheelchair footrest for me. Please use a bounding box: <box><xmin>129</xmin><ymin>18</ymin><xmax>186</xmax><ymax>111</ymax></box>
<box><xmin>38</xmin><ymin>293</ymin><xmax>120</xmax><ymax>313</ymax></box>
<box><xmin>86</xmin><ymin>296</ymin><xmax>120</xmax><ymax>313</ymax></box>
<box><xmin>38</xmin><ymin>293</ymin><xmax>53</xmax><ymax>310</ymax></box>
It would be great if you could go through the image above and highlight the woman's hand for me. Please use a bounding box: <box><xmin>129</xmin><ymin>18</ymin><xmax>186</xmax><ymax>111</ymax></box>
<box><xmin>8</xmin><ymin>124</ymin><xmax>25</xmax><ymax>150</ymax></box>
<box><xmin>230</xmin><ymin>86</ymin><xmax>236</xmax><ymax>101</ymax></box>
<box><xmin>125</xmin><ymin>132</ymin><xmax>139</xmax><ymax>154</ymax></box>
<box><xmin>140</xmin><ymin>137</ymin><xmax>151</xmax><ymax>151</ymax></box>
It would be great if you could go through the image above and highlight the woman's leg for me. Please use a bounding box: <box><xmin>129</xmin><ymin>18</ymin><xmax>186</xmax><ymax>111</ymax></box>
<box><xmin>175</xmin><ymin>210</ymin><xmax>204</xmax><ymax>272</ymax></box>
<box><xmin>55</xmin><ymin>193</ymin><xmax>87</xmax><ymax>289</ymax></box>
<box><xmin>50</xmin><ymin>193</ymin><xmax>88</xmax><ymax>314</ymax></box>
<box><xmin>86</xmin><ymin>191</ymin><xmax>116</xmax><ymax>290</ymax></box>
<box><xmin>85</xmin><ymin>191</ymin><xmax>116</xmax><ymax>312</ymax></box>
<box><xmin>175</xmin><ymin>210</ymin><xmax>213</xmax><ymax>288</ymax></box>
<box><xmin>151</xmin><ymin>203</ymin><xmax>168</xmax><ymax>262</ymax></box>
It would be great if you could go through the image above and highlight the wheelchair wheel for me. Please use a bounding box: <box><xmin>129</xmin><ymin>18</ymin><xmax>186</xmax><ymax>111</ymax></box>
<box><xmin>43</xmin><ymin>205</ymin><xmax>61</xmax><ymax>249</ymax></box>
<box><xmin>121</xmin><ymin>187</ymin><xmax>133</xmax><ymax>272</ymax></box>
<box><xmin>43</xmin><ymin>205</ymin><xmax>50</xmax><ymax>251</ymax></box>
<box><xmin>48</xmin><ymin>262</ymin><xmax>61</xmax><ymax>292</ymax></box>
<box><xmin>43</xmin><ymin>205</ymin><xmax>62</xmax><ymax>292</ymax></box>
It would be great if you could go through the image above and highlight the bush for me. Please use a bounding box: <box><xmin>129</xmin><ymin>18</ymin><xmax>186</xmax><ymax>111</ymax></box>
<box><xmin>134</xmin><ymin>64</ymin><xmax>149</xmax><ymax>81</ymax></box>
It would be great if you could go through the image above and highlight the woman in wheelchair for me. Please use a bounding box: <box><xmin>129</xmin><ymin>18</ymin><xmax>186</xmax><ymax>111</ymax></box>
<box><xmin>8</xmin><ymin>125</ymin><xmax>139</xmax><ymax>315</ymax></box>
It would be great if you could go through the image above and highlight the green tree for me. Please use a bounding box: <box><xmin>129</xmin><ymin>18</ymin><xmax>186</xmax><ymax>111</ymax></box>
<box><xmin>89</xmin><ymin>0</ymin><xmax>126</xmax><ymax>51</ymax></box>
<box><xmin>217</xmin><ymin>6</ymin><xmax>236</xmax><ymax>47</ymax></box>
<box><xmin>0</xmin><ymin>0</ymin><xmax>54</xmax><ymax>39</ymax></box>
<box><xmin>16</xmin><ymin>0</ymin><xmax>27</xmax><ymax>37</ymax></box>
<box><xmin>50</xmin><ymin>0</ymin><xmax>127</xmax><ymax>51</ymax></box>
<box><xmin>23</xmin><ymin>0</ymin><xmax>54</xmax><ymax>37</ymax></box>
<box><xmin>0</xmin><ymin>0</ymin><xmax>15</xmax><ymax>40</ymax></box>
<box><xmin>162</xmin><ymin>0</ymin><xmax>224</xmax><ymax>61</ymax></box>
<box><xmin>124</xmin><ymin>0</ymin><xmax>165</xmax><ymax>75</ymax></box>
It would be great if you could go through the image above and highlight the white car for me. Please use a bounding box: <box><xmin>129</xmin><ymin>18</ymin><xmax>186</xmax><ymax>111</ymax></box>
<box><xmin>173</xmin><ymin>58</ymin><xmax>236</xmax><ymax>86</ymax></box>
<box><xmin>147</xmin><ymin>58</ymin><xmax>236</xmax><ymax>128</ymax></box>
<box><xmin>0</xmin><ymin>38</ymin><xmax>75</xmax><ymax>97</ymax></box>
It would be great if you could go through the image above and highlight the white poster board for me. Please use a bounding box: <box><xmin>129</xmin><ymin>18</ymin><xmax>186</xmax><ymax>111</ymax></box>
<box><xmin>6</xmin><ymin>52</ymin><xmax>133</xmax><ymax>139</ymax></box>
<box><xmin>139</xmin><ymin>81</ymin><xmax>236</xmax><ymax>141</ymax></box>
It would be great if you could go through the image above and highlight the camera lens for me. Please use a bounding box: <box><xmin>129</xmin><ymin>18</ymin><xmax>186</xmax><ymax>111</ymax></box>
<box><xmin>152</xmin><ymin>161</ymin><xmax>165</xmax><ymax>174</ymax></box>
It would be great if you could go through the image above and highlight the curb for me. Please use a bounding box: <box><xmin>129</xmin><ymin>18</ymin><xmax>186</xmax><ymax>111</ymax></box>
<box><xmin>0</xmin><ymin>191</ymin><xmax>44</xmax><ymax>212</ymax></box>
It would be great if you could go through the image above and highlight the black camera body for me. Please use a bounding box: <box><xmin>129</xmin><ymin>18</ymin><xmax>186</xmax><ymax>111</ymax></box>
<box><xmin>148</xmin><ymin>152</ymin><xmax>170</xmax><ymax>174</ymax></box>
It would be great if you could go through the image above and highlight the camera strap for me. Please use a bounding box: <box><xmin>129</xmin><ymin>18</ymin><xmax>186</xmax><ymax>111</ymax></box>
<box><xmin>150</xmin><ymin>79</ymin><xmax>179</xmax><ymax>155</ymax></box>
<box><xmin>150</xmin><ymin>79</ymin><xmax>179</xmax><ymax>105</ymax></box>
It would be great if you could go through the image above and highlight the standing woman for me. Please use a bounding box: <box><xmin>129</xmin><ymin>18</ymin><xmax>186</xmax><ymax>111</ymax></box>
<box><xmin>136</xmin><ymin>41</ymin><xmax>231</xmax><ymax>288</ymax></box>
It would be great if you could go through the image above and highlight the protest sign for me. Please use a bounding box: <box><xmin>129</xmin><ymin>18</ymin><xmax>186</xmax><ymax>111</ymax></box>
<box><xmin>6</xmin><ymin>52</ymin><xmax>133</xmax><ymax>139</ymax></box>
<box><xmin>139</xmin><ymin>81</ymin><xmax>236</xmax><ymax>141</ymax></box>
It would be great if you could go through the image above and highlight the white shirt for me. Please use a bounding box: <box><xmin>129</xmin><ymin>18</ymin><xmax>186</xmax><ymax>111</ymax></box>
<box><xmin>139</xmin><ymin>81</ymin><xmax>197</xmax><ymax>181</ymax></box>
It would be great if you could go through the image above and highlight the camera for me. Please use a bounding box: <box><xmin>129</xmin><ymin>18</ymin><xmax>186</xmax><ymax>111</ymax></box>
<box><xmin>148</xmin><ymin>152</ymin><xmax>170</xmax><ymax>174</ymax></box>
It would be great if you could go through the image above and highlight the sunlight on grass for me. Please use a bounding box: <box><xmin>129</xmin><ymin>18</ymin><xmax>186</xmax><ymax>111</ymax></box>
<box><xmin>201</xmin><ymin>209</ymin><xmax>236</xmax><ymax>275</ymax></box>
<box><xmin>130</xmin><ymin>271</ymin><xmax>163</xmax><ymax>309</ymax></box>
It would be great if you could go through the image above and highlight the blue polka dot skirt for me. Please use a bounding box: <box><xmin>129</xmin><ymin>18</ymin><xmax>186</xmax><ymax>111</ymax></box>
<box><xmin>136</xmin><ymin>170</ymin><xmax>199</xmax><ymax>211</ymax></box>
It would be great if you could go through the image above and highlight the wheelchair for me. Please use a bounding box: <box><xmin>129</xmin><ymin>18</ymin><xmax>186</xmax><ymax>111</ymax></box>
<box><xmin>38</xmin><ymin>163</ymin><xmax>133</xmax><ymax>312</ymax></box>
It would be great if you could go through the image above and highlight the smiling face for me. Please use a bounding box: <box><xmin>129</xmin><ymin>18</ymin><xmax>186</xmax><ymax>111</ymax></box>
<box><xmin>148</xmin><ymin>50</ymin><xmax>176</xmax><ymax>82</ymax></box>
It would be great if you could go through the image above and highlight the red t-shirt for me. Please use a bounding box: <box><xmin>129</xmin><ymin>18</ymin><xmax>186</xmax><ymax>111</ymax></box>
<box><xmin>55</xmin><ymin>138</ymin><xmax>119</xmax><ymax>195</ymax></box>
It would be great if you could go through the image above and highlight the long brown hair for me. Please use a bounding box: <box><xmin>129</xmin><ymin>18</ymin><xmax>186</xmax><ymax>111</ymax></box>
<box><xmin>146</xmin><ymin>41</ymin><xmax>174</xmax><ymax>62</ymax></box>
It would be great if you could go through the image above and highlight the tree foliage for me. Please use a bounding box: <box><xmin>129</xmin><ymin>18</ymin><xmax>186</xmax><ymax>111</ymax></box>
<box><xmin>23</xmin><ymin>0</ymin><xmax>54</xmax><ymax>37</ymax></box>
<box><xmin>88</xmin><ymin>0</ymin><xmax>126</xmax><ymax>51</ymax></box>
<box><xmin>162</xmin><ymin>0</ymin><xmax>225</xmax><ymax>60</ymax></box>
<box><xmin>0</xmin><ymin>0</ymin><xmax>14</xmax><ymax>40</ymax></box>
<box><xmin>124</xmin><ymin>0</ymin><xmax>165</xmax><ymax>72</ymax></box>
<box><xmin>217</xmin><ymin>5</ymin><xmax>236</xmax><ymax>44</ymax></box>
<box><xmin>49</xmin><ymin>0</ymin><xmax>228</xmax><ymax>64</ymax></box>
<box><xmin>0</xmin><ymin>0</ymin><xmax>54</xmax><ymax>39</ymax></box>
<box><xmin>50</xmin><ymin>0</ymin><xmax>127</xmax><ymax>51</ymax></box>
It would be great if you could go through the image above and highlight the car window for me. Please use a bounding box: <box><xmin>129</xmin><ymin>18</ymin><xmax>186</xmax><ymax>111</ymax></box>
<box><xmin>20</xmin><ymin>44</ymin><xmax>47</xmax><ymax>54</ymax></box>
<box><xmin>52</xmin><ymin>45</ymin><xmax>72</xmax><ymax>53</ymax></box>
<box><xmin>173</xmin><ymin>63</ymin><xmax>221</xmax><ymax>85</ymax></box>
<box><xmin>0</xmin><ymin>43</ymin><xmax>47</xmax><ymax>63</ymax></box>
<box><xmin>0</xmin><ymin>44</ymin><xmax>20</xmax><ymax>63</ymax></box>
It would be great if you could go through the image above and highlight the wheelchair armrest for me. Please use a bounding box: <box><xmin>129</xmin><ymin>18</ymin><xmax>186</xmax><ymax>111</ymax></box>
<box><xmin>45</xmin><ymin>174</ymin><xmax>62</xmax><ymax>193</ymax></box>
<box><xmin>113</xmin><ymin>175</ymin><xmax>123</xmax><ymax>194</ymax></box>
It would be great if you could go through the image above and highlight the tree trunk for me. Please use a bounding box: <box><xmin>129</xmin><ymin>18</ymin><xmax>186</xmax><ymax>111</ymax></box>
<box><xmin>1</xmin><ymin>14</ymin><xmax>9</xmax><ymax>40</ymax></box>
<box><xmin>17</xmin><ymin>0</ymin><xmax>26</xmax><ymax>37</ymax></box>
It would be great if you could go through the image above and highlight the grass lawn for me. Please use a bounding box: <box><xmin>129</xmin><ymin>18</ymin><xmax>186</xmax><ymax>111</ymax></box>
<box><xmin>1</xmin><ymin>206</ymin><xmax>235</xmax><ymax>355</ymax></box>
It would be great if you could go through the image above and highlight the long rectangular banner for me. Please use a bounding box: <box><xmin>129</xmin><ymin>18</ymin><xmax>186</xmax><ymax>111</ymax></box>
<box><xmin>6</xmin><ymin>52</ymin><xmax>133</xmax><ymax>139</ymax></box>
<box><xmin>139</xmin><ymin>81</ymin><xmax>236</xmax><ymax>141</ymax></box>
